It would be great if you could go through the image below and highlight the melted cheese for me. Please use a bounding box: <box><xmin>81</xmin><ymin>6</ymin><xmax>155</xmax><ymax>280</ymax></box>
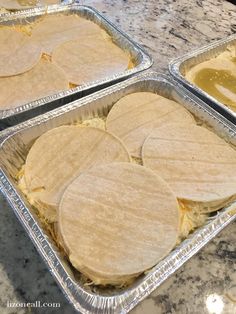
<box><xmin>178</xmin><ymin>201</ymin><xmax>207</xmax><ymax>242</ymax></box>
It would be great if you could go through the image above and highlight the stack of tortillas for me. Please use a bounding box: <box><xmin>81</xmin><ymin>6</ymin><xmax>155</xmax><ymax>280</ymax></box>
<box><xmin>106</xmin><ymin>91</ymin><xmax>236</xmax><ymax>236</ymax></box>
<box><xmin>19</xmin><ymin>90</ymin><xmax>236</xmax><ymax>286</ymax></box>
<box><xmin>19</xmin><ymin>105</ymin><xmax>183</xmax><ymax>285</ymax></box>
<box><xmin>58</xmin><ymin>162</ymin><xmax>180</xmax><ymax>285</ymax></box>
<box><xmin>21</xmin><ymin>126</ymin><xmax>130</xmax><ymax>222</ymax></box>
<box><xmin>0</xmin><ymin>13</ymin><xmax>130</xmax><ymax>110</ymax></box>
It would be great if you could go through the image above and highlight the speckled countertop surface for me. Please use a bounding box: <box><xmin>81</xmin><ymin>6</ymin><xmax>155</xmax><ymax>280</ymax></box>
<box><xmin>0</xmin><ymin>0</ymin><xmax>236</xmax><ymax>314</ymax></box>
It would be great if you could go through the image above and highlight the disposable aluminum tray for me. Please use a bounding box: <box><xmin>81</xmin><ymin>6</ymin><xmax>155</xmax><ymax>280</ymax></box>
<box><xmin>169</xmin><ymin>34</ymin><xmax>236</xmax><ymax>124</ymax></box>
<box><xmin>0</xmin><ymin>3</ymin><xmax>152</xmax><ymax>129</ymax></box>
<box><xmin>0</xmin><ymin>72</ymin><xmax>236</xmax><ymax>314</ymax></box>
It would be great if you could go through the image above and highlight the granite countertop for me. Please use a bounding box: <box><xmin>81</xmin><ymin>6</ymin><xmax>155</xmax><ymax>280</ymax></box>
<box><xmin>0</xmin><ymin>0</ymin><xmax>236</xmax><ymax>313</ymax></box>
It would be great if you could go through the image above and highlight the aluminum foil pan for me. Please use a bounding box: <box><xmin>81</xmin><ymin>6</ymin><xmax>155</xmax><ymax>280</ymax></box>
<box><xmin>169</xmin><ymin>34</ymin><xmax>236</xmax><ymax>125</ymax></box>
<box><xmin>0</xmin><ymin>72</ymin><xmax>236</xmax><ymax>314</ymax></box>
<box><xmin>0</xmin><ymin>3</ymin><xmax>152</xmax><ymax>129</ymax></box>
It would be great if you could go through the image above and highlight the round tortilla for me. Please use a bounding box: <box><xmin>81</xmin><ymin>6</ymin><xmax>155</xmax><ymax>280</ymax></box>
<box><xmin>0</xmin><ymin>28</ymin><xmax>42</xmax><ymax>77</ymax></box>
<box><xmin>142</xmin><ymin>123</ymin><xmax>236</xmax><ymax>212</ymax></box>
<box><xmin>31</xmin><ymin>14</ymin><xmax>108</xmax><ymax>55</ymax></box>
<box><xmin>23</xmin><ymin>126</ymin><xmax>131</xmax><ymax>222</ymax></box>
<box><xmin>106</xmin><ymin>92</ymin><xmax>195</xmax><ymax>158</ymax></box>
<box><xmin>51</xmin><ymin>38</ymin><xmax>129</xmax><ymax>85</ymax></box>
<box><xmin>0</xmin><ymin>59</ymin><xmax>69</xmax><ymax>110</ymax></box>
<box><xmin>0</xmin><ymin>0</ymin><xmax>59</xmax><ymax>10</ymax></box>
<box><xmin>58</xmin><ymin>162</ymin><xmax>180</xmax><ymax>286</ymax></box>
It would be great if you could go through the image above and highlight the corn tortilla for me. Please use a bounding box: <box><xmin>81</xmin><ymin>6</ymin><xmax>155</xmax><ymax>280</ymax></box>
<box><xmin>51</xmin><ymin>38</ymin><xmax>129</xmax><ymax>85</ymax></box>
<box><xmin>0</xmin><ymin>28</ymin><xmax>42</xmax><ymax>77</ymax></box>
<box><xmin>0</xmin><ymin>59</ymin><xmax>69</xmax><ymax>110</ymax></box>
<box><xmin>22</xmin><ymin>126</ymin><xmax>131</xmax><ymax>222</ymax></box>
<box><xmin>142</xmin><ymin>123</ymin><xmax>236</xmax><ymax>213</ymax></box>
<box><xmin>58</xmin><ymin>162</ymin><xmax>180</xmax><ymax>286</ymax></box>
<box><xmin>31</xmin><ymin>14</ymin><xmax>108</xmax><ymax>55</ymax></box>
<box><xmin>106</xmin><ymin>92</ymin><xmax>195</xmax><ymax>158</ymax></box>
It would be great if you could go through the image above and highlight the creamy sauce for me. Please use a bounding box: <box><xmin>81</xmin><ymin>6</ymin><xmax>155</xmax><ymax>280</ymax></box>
<box><xmin>194</xmin><ymin>68</ymin><xmax>236</xmax><ymax>108</ymax></box>
<box><xmin>17</xmin><ymin>0</ymin><xmax>37</xmax><ymax>6</ymax></box>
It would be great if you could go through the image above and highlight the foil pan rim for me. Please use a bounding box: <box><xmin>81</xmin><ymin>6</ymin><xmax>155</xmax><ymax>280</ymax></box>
<box><xmin>1</xmin><ymin>72</ymin><xmax>236</xmax><ymax>314</ymax></box>
<box><xmin>0</xmin><ymin>3</ymin><xmax>152</xmax><ymax>121</ymax></box>
<box><xmin>1</xmin><ymin>71</ymin><xmax>236</xmax><ymax>140</ymax></box>
<box><xmin>168</xmin><ymin>34</ymin><xmax>236</xmax><ymax>120</ymax></box>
